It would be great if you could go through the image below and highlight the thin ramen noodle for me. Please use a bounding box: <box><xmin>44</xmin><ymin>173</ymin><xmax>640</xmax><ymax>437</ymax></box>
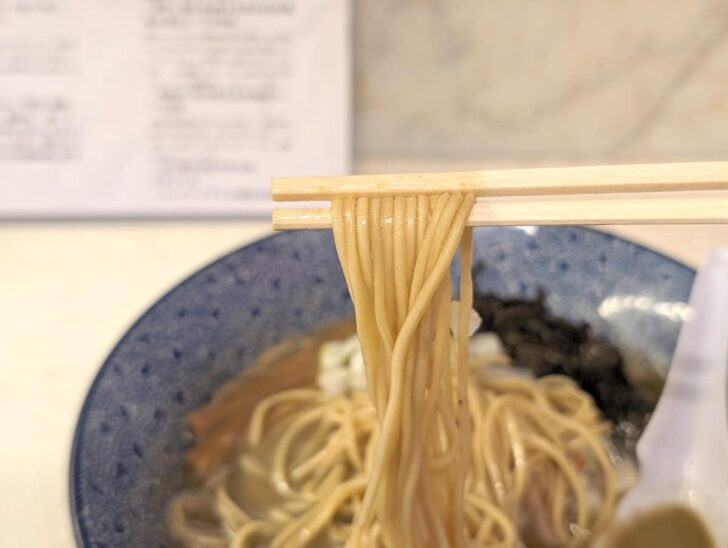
<box><xmin>169</xmin><ymin>193</ymin><xmax>617</xmax><ymax>547</ymax></box>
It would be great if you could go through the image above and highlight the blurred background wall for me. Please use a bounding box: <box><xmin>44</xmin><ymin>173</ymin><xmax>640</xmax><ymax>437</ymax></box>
<box><xmin>354</xmin><ymin>0</ymin><xmax>728</xmax><ymax>167</ymax></box>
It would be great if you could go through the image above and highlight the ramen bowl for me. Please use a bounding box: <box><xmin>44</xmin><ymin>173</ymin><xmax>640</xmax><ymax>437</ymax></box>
<box><xmin>70</xmin><ymin>227</ymin><xmax>694</xmax><ymax>547</ymax></box>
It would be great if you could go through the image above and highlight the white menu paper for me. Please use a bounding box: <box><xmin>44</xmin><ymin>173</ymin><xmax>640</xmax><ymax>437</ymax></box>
<box><xmin>0</xmin><ymin>0</ymin><xmax>350</xmax><ymax>217</ymax></box>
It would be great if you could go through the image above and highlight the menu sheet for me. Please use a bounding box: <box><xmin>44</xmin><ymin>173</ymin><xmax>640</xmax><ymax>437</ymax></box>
<box><xmin>0</xmin><ymin>0</ymin><xmax>350</xmax><ymax>217</ymax></box>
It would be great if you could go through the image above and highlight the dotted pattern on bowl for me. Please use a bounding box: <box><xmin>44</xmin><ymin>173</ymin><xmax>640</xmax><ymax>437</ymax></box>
<box><xmin>70</xmin><ymin>227</ymin><xmax>694</xmax><ymax>548</ymax></box>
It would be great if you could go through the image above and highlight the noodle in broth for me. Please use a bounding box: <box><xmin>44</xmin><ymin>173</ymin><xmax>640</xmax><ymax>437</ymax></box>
<box><xmin>169</xmin><ymin>194</ymin><xmax>618</xmax><ymax>547</ymax></box>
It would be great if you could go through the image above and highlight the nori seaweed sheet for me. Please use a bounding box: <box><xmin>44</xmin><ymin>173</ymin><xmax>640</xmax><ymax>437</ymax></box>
<box><xmin>473</xmin><ymin>290</ymin><xmax>653</xmax><ymax>451</ymax></box>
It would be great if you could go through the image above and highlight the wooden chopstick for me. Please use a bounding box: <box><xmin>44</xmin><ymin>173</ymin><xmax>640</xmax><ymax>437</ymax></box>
<box><xmin>272</xmin><ymin>161</ymin><xmax>728</xmax><ymax>201</ymax></box>
<box><xmin>273</xmin><ymin>196</ymin><xmax>728</xmax><ymax>230</ymax></box>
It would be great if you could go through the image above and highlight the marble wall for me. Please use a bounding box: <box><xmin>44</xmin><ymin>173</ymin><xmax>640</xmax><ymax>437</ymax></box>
<box><xmin>353</xmin><ymin>0</ymin><xmax>728</xmax><ymax>165</ymax></box>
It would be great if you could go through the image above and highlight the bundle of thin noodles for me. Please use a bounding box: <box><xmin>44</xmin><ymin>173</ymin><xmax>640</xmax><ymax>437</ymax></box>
<box><xmin>331</xmin><ymin>194</ymin><xmax>476</xmax><ymax>547</ymax></box>
<box><xmin>168</xmin><ymin>369</ymin><xmax>617</xmax><ymax>547</ymax></box>
<box><xmin>168</xmin><ymin>194</ymin><xmax>618</xmax><ymax>548</ymax></box>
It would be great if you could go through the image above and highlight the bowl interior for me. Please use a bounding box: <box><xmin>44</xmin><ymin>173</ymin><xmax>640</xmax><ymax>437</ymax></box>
<box><xmin>70</xmin><ymin>227</ymin><xmax>694</xmax><ymax>547</ymax></box>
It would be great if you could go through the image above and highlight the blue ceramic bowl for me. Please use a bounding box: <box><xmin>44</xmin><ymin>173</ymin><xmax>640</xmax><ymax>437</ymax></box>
<box><xmin>70</xmin><ymin>227</ymin><xmax>695</xmax><ymax>547</ymax></box>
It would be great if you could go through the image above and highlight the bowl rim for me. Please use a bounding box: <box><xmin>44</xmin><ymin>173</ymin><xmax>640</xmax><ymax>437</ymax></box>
<box><xmin>68</xmin><ymin>226</ymin><xmax>695</xmax><ymax>547</ymax></box>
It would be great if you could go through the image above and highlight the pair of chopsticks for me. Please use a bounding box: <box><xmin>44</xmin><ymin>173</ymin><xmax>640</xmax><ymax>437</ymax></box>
<box><xmin>271</xmin><ymin>161</ymin><xmax>728</xmax><ymax>229</ymax></box>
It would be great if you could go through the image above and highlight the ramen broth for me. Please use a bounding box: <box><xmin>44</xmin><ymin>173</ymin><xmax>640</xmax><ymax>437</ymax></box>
<box><xmin>598</xmin><ymin>504</ymin><xmax>715</xmax><ymax>548</ymax></box>
<box><xmin>184</xmin><ymin>321</ymin><xmax>356</xmax><ymax>483</ymax></box>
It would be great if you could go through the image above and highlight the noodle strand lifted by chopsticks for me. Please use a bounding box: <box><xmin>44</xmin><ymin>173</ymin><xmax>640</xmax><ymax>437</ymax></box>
<box><xmin>336</xmin><ymin>194</ymin><xmax>475</xmax><ymax>547</ymax></box>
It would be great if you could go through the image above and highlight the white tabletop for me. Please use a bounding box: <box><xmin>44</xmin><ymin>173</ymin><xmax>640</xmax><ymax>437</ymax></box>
<box><xmin>1</xmin><ymin>220</ymin><xmax>726</xmax><ymax>547</ymax></box>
